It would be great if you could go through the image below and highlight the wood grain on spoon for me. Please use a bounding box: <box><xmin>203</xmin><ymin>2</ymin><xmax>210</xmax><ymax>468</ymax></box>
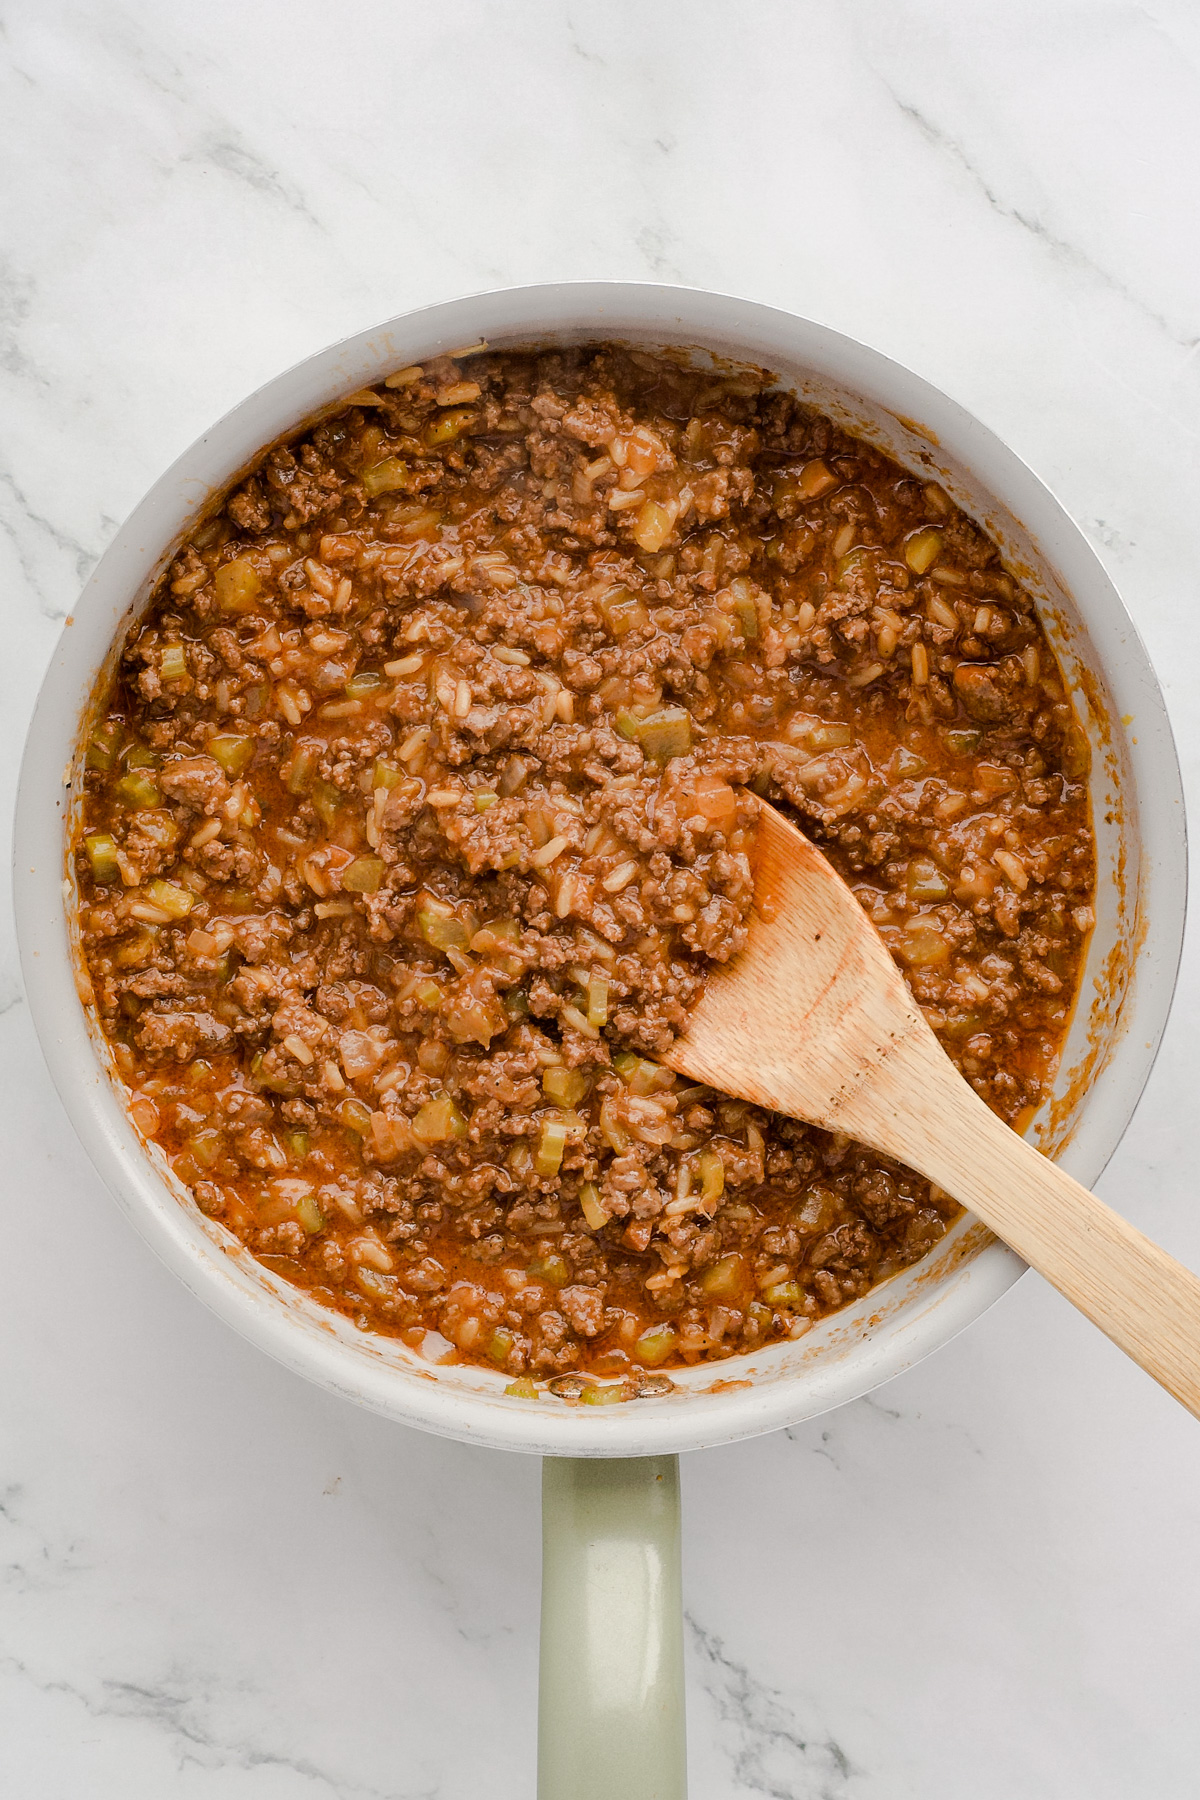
<box><xmin>665</xmin><ymin>801</ymin><xmax>1200</xmax><ymax>1417</ymax></box>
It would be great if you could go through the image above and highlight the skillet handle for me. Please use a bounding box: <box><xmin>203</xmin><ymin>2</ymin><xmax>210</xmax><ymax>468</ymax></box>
<box><xmin>538</xmin><ymin>1455</ymin><xmax>686</xmax><ymax>1799</ymax></box>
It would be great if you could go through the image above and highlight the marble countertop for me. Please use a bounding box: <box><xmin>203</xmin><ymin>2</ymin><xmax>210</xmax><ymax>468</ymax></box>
<box><xmin>4</xmin><ymin>3</ymin><xmax>1200</xmax><ymax>1794</ymax></box>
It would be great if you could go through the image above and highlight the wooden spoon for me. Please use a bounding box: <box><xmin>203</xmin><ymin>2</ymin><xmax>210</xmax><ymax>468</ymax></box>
<box><xmin>665</xmin><ymin>802</ymin><xmax>1200</xmax><ymax>1416</ymax></box>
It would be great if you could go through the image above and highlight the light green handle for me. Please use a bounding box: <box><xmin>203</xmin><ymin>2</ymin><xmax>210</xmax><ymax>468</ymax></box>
<box><xmin>538</xmin><ymin>1456</ymin><xmax>686</xmax><ymax>1800</ymax></box>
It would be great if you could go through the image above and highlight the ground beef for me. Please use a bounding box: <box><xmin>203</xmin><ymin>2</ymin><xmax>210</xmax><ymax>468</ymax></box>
<box><xmin>74</xmin><ymin>345</ymin><xmax>1094</xmax><ymax>1391</ymax></box>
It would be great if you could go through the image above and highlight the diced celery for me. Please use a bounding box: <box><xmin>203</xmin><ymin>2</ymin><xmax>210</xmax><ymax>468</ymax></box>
<box><xmin>361</xmin><ymin>457</ymin><xmax>409</xmax><ymax>496</ymax></box>
<box><xmin>473</xmin><ymin>791</ymin><xmax>498</xmax><ymax>813</ymax></box>
<box><xmin>542</xmin><ymin>1066</ymin><xmax>588</xmax><ymax>1107</ymax></box>
<box><xmin>259</xmin><ymin>1064</ymin><xmax>300</xmax><ymax>1098</ymax></box>
<box><xmin>337</xmin><ymin>1098</ymin><xmax>374</xmax><ymax>1135</ymax></box>
<box><xmin>535</xmin><ymin>1115</ymin><xmax>568</xmax><ymax>1177</ymax></box>
<box><xmin>414</xmin><ymin>978</ymin><xmax>444</xmax><ymax>1011</ymax></box>
<box><xmin>528</xmin><ymin>1252</ymin><xmax>570</xmax><ymax>1287</ymax></box>
<box><xmin>600</xmin><ymin>1100</ymin><xmax>629</xmax><ymax>1154</ymax></box>
<box><xmin>424</xmin><ymin>409</ymin><xmax>473</xmax><ymax>446</ymax></box>
<box><xmin>942</xmin><ymin>728</ymin><xmax>981</xmax><ymax>756</ymax></box>
<box><xmin>144</xmin><ymin>879</ymin><xmax>195</xmax><ymax>919</ymax></box>
<box><xmin>342</xmin><ymin>856</ymin><xmax>386</xmax><ymax>893</ymax></box>
<box><xmin>505</xmin><ymin>1376</ymin><xmax>539</xmax><ymax>1398</ymax></box>
<box><xmin>486</xmin><ymin>917</ymin><xmax>522</xmax><ymax>945</ymax></box>
<box><xmin>116</xmin><ymin>929</ymin><xmax>158</xmax><ymax>969</ymax></box>
<box><xmin>471</xmin><ymin>918</ymin><xmax>522</xmax><ymax>974</ymax></box>
<box><xmin>187</xmin><ymin>1129</ymin><xmax>223</xmax><ymax>1168</ymax></box>
<box><xmin>763</xmin><ymin>1280</ymin><xmax>804</xmax><ymax>1308</ymax></box>
<box><xmin>633</xmin><ymin>1324</ymin><xmax>677</xmax><ymax>1367</ymax></box>
<box><xmin>487</xmin><ymin>1328</ymin><xmax>515</xmax><ymax>1365</ymax></box>
<box><xmin>792</xmin><ymin>1187</ymin><xmax>838</xmax><ymax>1234</ymax></box>
<box><xmin>373</xmin><ymin>758</ymin><xmax>404</xmax><ymax>790</ymax></box>
<box><xmin>697</xmin><ymin>1148</ymin><xmax>725</xmax><ymax>1207</ymax></box>
<box><xmin>389</xmin><ymin>504</ymin><xmax>443</xmax><ymax>541</ymax></box>
<box><xmin>159</xmin><ymin>642</ymin><xmax>188</xmax><ymax>683</ymax></box>
<box><xmin>86</xmin><ymin>720</ymin><xmax>124</xmax><ymax>771</ymax></box>
<box><xmin>344</xmin><ymin>669</ymin><xmax>388</xmax><ymax>699</ymax></box>
<box><xmin>634</xmin><ymin>707</ymin><xmax>692</xmax><ymax>764</ymax></box>
<box><xmin>586</xmin><ymin>975</ymin><xmax>609</xmax><ymax>1029</ymax></box>
<box><xmin>613</xmin><ymin>1052</ymin><xmax>674</xmax><ymax>1096</ymax></box>
<box><xmin>597</xmin><ymin>586</ymin><xmax>649</xmax><ymax>637</ymax></box>
<box><xmin>803</xmin><ymin>722</ymin><xmax>854</xmax><ymax>751</ymax></box>
<box><xmin>892</xmin><ymin>745</ymin><xmax>929</xmax><ymax>777</ymax></box>
<box><xmin>356</xmin><ymin>1266</ymin><xmax>399</xmax><ymax>1300</ymax></box>
<box><xmin>582</xmin><ymin>1383</ymin><xmax>624</xmax><ymax>1405</ymax></box>
<box><xmin>114</xmin><ymin>770</ymin><xmax>161</xmax><ymax>810</ymax></box>
<box><xmin>419</xmin><ymin>909</ymin><xmax>472</xmax><ymax>954</ymax></box>
<box><xmin>907</xmin><ymin>857</ymin><xmax>949</xmax><ymax>902</ymax></box>
<box><xmin>902</xmin><ymin>926</ymin><xmax>951</xmax><ymax>967</ymax></box>
<box><xmin>942</xmin><ymin>1010</ymin><xmax>985</xmax><ymax>1040</ymax></box>
<box><xmin>905</xmin><ymin>529</ymin><xmax>944</xmax><ymax>575</ymax></box>
<box><xmin>209</xmin><ymin>732</ymin><xmax>255</xmax><ymax>776</ymax></box>
<box><xmin>284</xmin><ymin>1129</ymin><xmax>310</xmax><ymax>1159</ymax></box>
<box><xmin>294</xmin><ymin>1193</ymin><xmax>323</xmax><ymax>1234</ymax></box>
<box><xmin>311</xmin><ymin>779</ymin><xmax>343</xmax><ymax>826</ymax></box>
<box><xmin>700</xmin><ymin>1253</ymin><xmax>744</xmax><ymax>1297</ymax></box>
<box><xmin>214</xmin><ymin>557</ymin><xmax>262</xmax><ymax>613</ymax></box>
<box><xmin>503</xmin><ymin>987</ymin><xmax>529</xmax><ymax>1020</ymax></box>
<box><xmin>835</xmin><ymin>546</ymin><xmax>874</xmax><ymax>589</ymax></box>
<box><xmin>84</xmin><ymin>832</ymin><xmax>120</xmax><ymax>883</ymax></box>
<box><xmin>614</xmin><ymin>709</ymin><xmax>642</xmax><ymax>741</ymax></box>
<box><xmin>284</xmin><ymin>744</ymin><xmax>317</xmax><ymax>795</ymax></box>
<box><xmin>733</xmin><ymin>594</ymin><xmax>760</xmax><ymax>639</ymax></box>
<box><xmin>411</xmin><ymin>1092</ymin><xmax>467</xmax><ymax>1144</ymax></box>
<box><xmin>579</xmin><ymin>1181</ymin><xmax>609</xmax><ymax>1231</ymax></box>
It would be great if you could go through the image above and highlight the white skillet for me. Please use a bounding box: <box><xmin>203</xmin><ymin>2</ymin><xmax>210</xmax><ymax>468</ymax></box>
<box><xmin>14</xmin><ymin>284</ymin><xmax>1186</xmax><ymax>1797</ymax></box>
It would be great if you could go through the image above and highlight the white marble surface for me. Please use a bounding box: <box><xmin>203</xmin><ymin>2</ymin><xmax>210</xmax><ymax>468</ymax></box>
<box><xmin>4</xmin><ymin>2</ymin><xmax>1200</xmax><ymax>1793</ymax></box>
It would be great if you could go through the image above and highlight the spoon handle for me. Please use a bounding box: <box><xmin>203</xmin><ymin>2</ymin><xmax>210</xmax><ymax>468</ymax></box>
<box><xmin>904</xmin><ymin>1059</ymin><xmax>1200</xmax><ymax>1417</ymax></box>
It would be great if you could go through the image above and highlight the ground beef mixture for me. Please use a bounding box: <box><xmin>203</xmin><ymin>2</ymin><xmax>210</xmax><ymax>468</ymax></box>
<box><xmin>74</xmin><ymin>345</ymin><xmax>1094</xmax><ymax>1394</ymax></box>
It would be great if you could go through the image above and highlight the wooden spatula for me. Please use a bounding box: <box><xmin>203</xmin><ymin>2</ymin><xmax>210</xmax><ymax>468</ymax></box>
<box><xmin>665</xmin><ymin>801</ymin><xmax>1200</xmax><ymax>1416</ymax></box>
